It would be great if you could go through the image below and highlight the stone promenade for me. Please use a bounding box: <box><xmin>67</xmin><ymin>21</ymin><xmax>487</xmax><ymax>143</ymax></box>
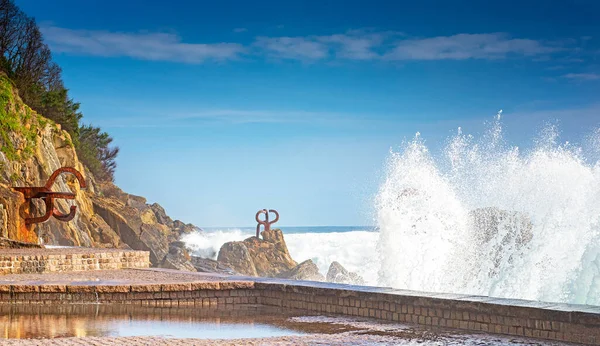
<box><xmin>0</xmin><ymin>262</ymin><xmax>597</xmax><ymax>344</ymax></box>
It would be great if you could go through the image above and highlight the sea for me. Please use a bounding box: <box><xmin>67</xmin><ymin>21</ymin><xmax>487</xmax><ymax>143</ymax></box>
<box><xmin>183</xmin><ymin>226</ymin><xmax>380</xmax><ymax>285</ymax></box>
<box><xmin>184</xmin><ymin>114</ymin><xmax>600</xmax><ymax>306</ymax></box>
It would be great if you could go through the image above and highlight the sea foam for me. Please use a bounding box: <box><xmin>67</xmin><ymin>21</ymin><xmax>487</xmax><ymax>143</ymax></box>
<box><xmin>377</xmin><ymin>114</ymin><xmax>600</xmax><ymax>305</ymax></box>
<box><xmin>184</xmin><ymin>114</ymin><xmax>600</xmax><ymax>305</ymax></box>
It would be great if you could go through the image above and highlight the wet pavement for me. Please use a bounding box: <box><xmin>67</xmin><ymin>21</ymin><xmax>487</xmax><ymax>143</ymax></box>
<box><xmin>0</xmin><ymin>305</ymin><xmax>577</xmax><ymax>345</ymax></box>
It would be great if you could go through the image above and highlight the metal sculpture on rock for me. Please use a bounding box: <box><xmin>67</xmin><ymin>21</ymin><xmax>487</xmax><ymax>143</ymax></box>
<box><xmin>255</xmin><ymin>209</ymin><xmax>279</xmax><ymax>238</ymax></box>
<box><xmin>12</xmin><ymin>167</ymin><xmax>86</xmax><ymax>243</ymax></box>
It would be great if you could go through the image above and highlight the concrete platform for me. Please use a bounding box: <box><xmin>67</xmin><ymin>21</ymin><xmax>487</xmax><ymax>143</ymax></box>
<box><xmin>0</xmin><ymin>248</ymin><xmax>149</xmax><ymax>274</ymax></box>
<box><xmin>0</xmin><ymin>268</ymin><xmax>598</xmax><ymax>344</ymax></box>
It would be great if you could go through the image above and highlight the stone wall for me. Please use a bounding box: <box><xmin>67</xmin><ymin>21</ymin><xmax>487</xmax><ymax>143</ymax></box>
<box><xmin>256</xmin><ymin>282</ymin><xmax>600</xmax><ymax>345</ymax></box>
<box><xmin>0</xmin><ymin>249</ymin><xmax>149</xmax><ymax>274</ymax></box>
<box><xmin>0</xmin><ymin>276</ymin><xmax>599</xmax><ymax>344</ymax></box>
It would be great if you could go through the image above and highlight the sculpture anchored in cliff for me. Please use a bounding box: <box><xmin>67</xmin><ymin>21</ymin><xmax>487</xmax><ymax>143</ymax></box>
<box><xmin>12</xmin><ymin>167</ymin><xmax>86</xmax><ymax>243</ymax></box>
<box><xmin>255</xmin><ymin>209</ymin><xmax>279</xmax><ymax>238</ymax></box>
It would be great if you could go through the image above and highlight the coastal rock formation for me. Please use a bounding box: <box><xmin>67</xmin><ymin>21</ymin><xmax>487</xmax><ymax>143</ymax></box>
<box><xmin>91</xmin><ymin>186</ymin><xmax>198</xmax><ymax>269</ymax></box>
<box><xmin>0</xmin><ymin>74</ymin><xmax>199</xmax><ymax>271</ymax></box>
<box><xmin>0</xmin><ymin>237</ymin><xmax>42</xmax><ymax>249</ymax></box>
<box><xmin>191</xmin><ymin>256</ymin><xmax>236</xmax><ymax>275</ymax></box>
<box><xmin>278</xmin><ymin>259</ymin><xmax>325</xmax><ymax>281</ymax></box>
<box><xmin>326</xmin><ymin>261</ymin><xmax>365</xmax><ymax>285</ymax></box>
<box><xmin>217</xmin><ymin>242</ymin><xmax>257</xmax><ymax>276</ymax></box>
<box><xmin>0</xmin><ymin>203</ymin><xmax>6</xmax><ymax>237</ymax></box>
<box><xmin>217</xmin><ymin>228</ymin><xmax>297</xmax><ymax>277</ymax></box>
<box><xmin>160</xmin><ymin>242</ymin><xmax>196</xmax><ymax>272</ymax></box>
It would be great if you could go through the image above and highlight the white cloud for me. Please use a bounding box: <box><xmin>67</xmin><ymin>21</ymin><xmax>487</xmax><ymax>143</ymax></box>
<box><xmin>233</xmin><ymin>28</ymin><xmax>248</xmax><ymax>33</ymax></box>
<box><xmin>317</xmin><ymin>31</ymin><xmax>389</xmax><ymax>60</ymax></box>
<box><xmin>41</xmin><ymin>25</ymin><xmax>245</xmax><ymax>63</ymax></box>
<box><xmin>42</xmin><ymin>25</ymin><xmax>572</xmax><ymax>64</ymax></box>
<box><xmin>255</xmin><ymin>30</ymin><xmax>397</xmax><ymax>61</ymax></box>
<box><xmin>563</xmin><ymin>73</ymin><xmax>600</xmax><ymax>81</ymax></box>
<box><xmin>384</xmin><ymin>33</ymin><xmax>562</xmax><ymax>61</ymax></box>
<box><xmin>254</xmin><ymin>36</ymin><xmax>329</xmax><ymax>60</ymax></box>
<box><xmin>256</xmin><ymin>31</ymin><xmax>565</xmax><ymax>62</ymax></box>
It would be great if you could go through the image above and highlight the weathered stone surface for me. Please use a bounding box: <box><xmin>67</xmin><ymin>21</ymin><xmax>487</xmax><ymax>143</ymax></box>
<box><xmin>0</xmin><ymin>183</ymin><xmax>33</xmax><ymax>243</ymax></box>
<box><xmin>245</xmin><ymin>237</ymin><xmax>297</xmax><ymax>277</ymax></box>
<box><xmin>0</xmin><ymin>202</ymin><xmax>6</xmax><ymax>238</ymax></box>
<box><xmin>261</xmin><ymin>228</ymin><xmax>290</xmax><ymax>255</ymax></box>
<box><xmin>278</xmin><ymin>259</ymin><xmax>325</xmax><ymax>281</ymax></box>
<box><xmin>217</xmin><ymin>242</ymin><xmax>257</xmax><ymax>276</ymax></box>
<box><xmin>0</xmin><ymin>237</ymin><xmax>42</xmax><ymax>249</ymax></box>
<box><xmin>191</xmin><ymin>256</ymin><xmax>236</xmax><ymax>275</ymax></box>
<box><xmin>126</xmin><ymin>194</ymin><xmax>147</xmax><ymax>210</ymax></box>
<box><xmin>218</xmin><ymin>229</ymin><xmax>297</xmax><ymax>278</ymax></box>
<box><xmin>92</xmin><ymin>189</ymin><xmax>196</xmax><ymax>270</ymax></box>
<box><xmin>326</xmin><ymin>261</ymin><xmax>365</xmax><ymax>285</ymax></box>
<box><xmin>161</xmin><ymin>242</ymin><xmax>196</xmax><ymax>272</ymax></box>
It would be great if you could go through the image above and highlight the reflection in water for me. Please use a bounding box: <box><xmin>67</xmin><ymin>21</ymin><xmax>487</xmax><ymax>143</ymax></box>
<box><xmin>0</xmin><ymin>305</ymin><xmax>307</xmax><ymax>339</ymax></box>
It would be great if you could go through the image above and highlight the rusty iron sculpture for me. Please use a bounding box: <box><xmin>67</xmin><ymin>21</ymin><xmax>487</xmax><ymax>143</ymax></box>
<box><xmin>255</xmin><ymin>209</ymin><xmax>279</xmax><ymax>238</ymax></box>
<box><xmin>12</xmin><ymin>167</ymin><xmax>86</xmax><ymax>242</ymax></box>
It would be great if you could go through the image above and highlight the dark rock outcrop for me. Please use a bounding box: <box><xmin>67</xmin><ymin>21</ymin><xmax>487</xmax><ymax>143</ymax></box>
<box><xmin>278</xmin><ymin>259</ymin><xmax>324</xmax><ymax>281</ymax></box>
<box><xmin>326</xmin><ymin>261</ymin><xmax>365</xmax><ymax>285</ymax></box>
<box><xmin>0</xmin><ymin>199</ymin><xmax>8</xmax><ymax>238</ymax></box>
<box><xmin>161</xmin><ymin>242</ymin><xmax>196</xmax><ymax>272</ymax></box>
<box><xmin>0</xmin><ymin>237</ymin><xmax>42</xmax><ymax>248</ymax></box>
<box><xmin>218</xmin><ymin>228</ymin><xmax>297</xmax><ymax>277</ymax></box>
<box><xmin>91</xmin><ymin>183</ymin><xmax>198</xmax><ymax>270</ymax></box>
<box><xmin>191</xmin><ymin>256</ymin><xmax>236</xmax><ymax>275</ymax></box>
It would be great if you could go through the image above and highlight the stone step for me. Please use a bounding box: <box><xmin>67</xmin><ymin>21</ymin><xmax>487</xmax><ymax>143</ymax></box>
<box><xmin>0</xmin><ymin>248</ymin><xmax>149</xmax><ymax>274</ymax></box>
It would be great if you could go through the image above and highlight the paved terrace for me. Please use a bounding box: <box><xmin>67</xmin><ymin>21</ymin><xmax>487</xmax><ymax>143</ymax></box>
<box><xmin>0</xmin><ymin>266</ymin><xmax>598</xmax><ymax>345</ymax></box>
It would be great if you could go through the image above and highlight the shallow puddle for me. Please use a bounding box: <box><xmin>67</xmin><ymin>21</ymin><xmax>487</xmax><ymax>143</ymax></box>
<box><xmin>0</xmin><ymin>305</ymin><xmax>308</xmax><ymax>339</ymax></box>
<box><xmin>0</xmin><ymin>305</ymin><xmax>575</xmax><ymax>345</ymax></box>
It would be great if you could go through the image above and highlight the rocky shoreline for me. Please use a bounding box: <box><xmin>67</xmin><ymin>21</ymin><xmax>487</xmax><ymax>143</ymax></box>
<box><xmin>215</xmin><ymin>228</ymin><xmax>364</xmax><ymax>284</ymax></box>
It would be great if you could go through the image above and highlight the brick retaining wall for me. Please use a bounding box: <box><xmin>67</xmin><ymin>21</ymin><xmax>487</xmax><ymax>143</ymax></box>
<box><xmin>255</xmin><ymin>281</ymin><xmax>600</xmax><ymax>345</ymax></box>
<box><xmin>0</xmin><ymin>249</ymin><xmax>149</xmax><ymax>274</ymax></box>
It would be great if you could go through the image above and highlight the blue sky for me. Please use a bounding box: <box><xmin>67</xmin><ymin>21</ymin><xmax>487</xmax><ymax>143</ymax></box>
<box><xmin>15</xmin><ymin>0</ymin><xmax>600</xmax><ymax>227</ymax></box>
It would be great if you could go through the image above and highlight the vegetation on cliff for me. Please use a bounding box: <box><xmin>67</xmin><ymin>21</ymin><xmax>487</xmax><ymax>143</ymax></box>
<box><xmin>0</xmin><ymin>75</ymin><xmax>42</xmax><ymax>164</ymax></box>
<box><xmin>0</xmin><ymin>0</ymin><xmax>118</xmax><ymax>181</ymax></box>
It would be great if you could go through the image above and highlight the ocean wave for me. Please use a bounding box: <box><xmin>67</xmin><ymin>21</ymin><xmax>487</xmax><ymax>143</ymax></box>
<box><xmin>182</xmin><ymin>229</ymin><xmax>378</xmax><ymax>284</ymax></box>
<box><xmin>376</xmin><ymin>114</ymin><xmax>600</xmax><ymax>305</ymax></box>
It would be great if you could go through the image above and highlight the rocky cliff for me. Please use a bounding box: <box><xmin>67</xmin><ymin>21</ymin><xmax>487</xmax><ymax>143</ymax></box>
<box><xmin>0</xmin><ymin>74</ymin><xmax>198</xmax><ymax>270</ymax></box>
<box><xmin>217</xmin><ymin>228</ymin><xmax>298</xmax><ymax>277</ymax></box>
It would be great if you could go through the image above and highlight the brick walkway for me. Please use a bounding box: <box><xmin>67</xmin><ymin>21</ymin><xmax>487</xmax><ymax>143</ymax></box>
<box><xmin>0</xmin><ymin>332</ymin><xmax>572</xmax><ymax>345</ymax></box>
<box><xmin>0</xmin><ymin>335</ymin><xmax>401</xmax><ymax>346</ymax></box>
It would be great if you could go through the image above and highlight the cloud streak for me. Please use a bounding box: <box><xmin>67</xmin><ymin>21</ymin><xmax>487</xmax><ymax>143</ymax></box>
<box><xmin>384</xmin><ymin>33</ymin><xmax>562</xmax><ymax>60</ymax></box>
<box><xmin>97</xmin><ymin>108</ymin><xmax>378</xmax><ymax>128</ymax></box>
<box><xmin>42</xmin><ymin>26</ymin><xmax>245</xmax><ymax>63</ymax></box>
<box><xmin>563</xmin><ymin>73</ymin><xmax>600</xmax><ymax>81</ymax></box>
<box><xmin>42</xmin><ymin>25</ymin><xmax>574</xmax><ymax>64</ymax></box>
<box><xmin>254</xmin><ymin>36</ymin><xmax>329</xmax><ymax>60</ymax></box>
